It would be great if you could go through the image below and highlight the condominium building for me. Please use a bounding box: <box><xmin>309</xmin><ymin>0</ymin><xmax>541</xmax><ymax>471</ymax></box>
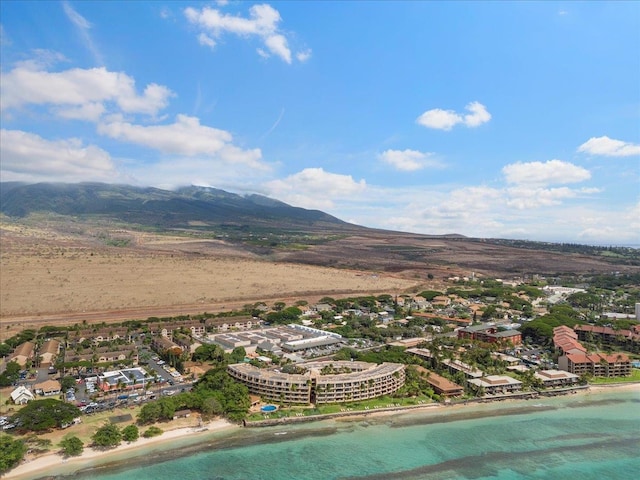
<box><xmin>227</xmin><ymin>360</ymin><xmax>405</xmax><ymax>405</ymax></box>
<box><xmin>467</xmin><ymin>375</ymin><xmax>523</xmax><ymax>395</ymax></box>
<box><xmin>533</xmin><ymin>369</ymin><xmax>579</xmax><ymax>388</ymax></box>
<box><xmin>558</xmin><ymin>352</ymin><xmax>632</xmax><ymax>377</ymax></box>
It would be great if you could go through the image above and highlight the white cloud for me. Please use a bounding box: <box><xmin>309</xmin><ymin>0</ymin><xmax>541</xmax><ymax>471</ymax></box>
<box><xmin>502</xmin><ymin>159</ymin><xmax>591</xmax><ymax>185</ymax></box>
<box><xmin>98</xmin><ymin>114</ymin><xmax>268</xmax><ymax>170</ymax></box>
<box><xmin>463</xmin><ymin>102</ymin><xmax>492</xmax><ymax>127</ymax></box>
<box><xmin>198</xmin><ymin>33</ymin><xmax>216</xmax><ymax>49</ymax></box>
<box><xmin>184</xmin><ymin>4</ymin><xmax>309</xmax><ymax>64</ymax></box>
<box><xmin>505</xmin><ymin>186</ymin><xmax>581</xmax><ymax>209</ymax></box>
<box><xmin>379</xmin><ymin>149</ymin><xmax>442</xmax><ymax>171</ymax></box>
<box><xmin>296</xmin><ymin>49</ymin><xmax>312</xmax><ymax>62</ymax></box>
<box><xmin>56</xmin><ymin>102</ymin><xmax>106</xmax><ymax>121</ymax></box>
<box><xmin>417</xmin><ymin>101</ymin><xmax>491</xmax><ymax>130</ymax></box>
<box><xmin>0</xmin><ymin>129</ymin><xmax>120</xmax><ymax>183</ymax></box>
<box><xmin>1</xmin><ymin>63</ymin><xmax>174</xmax><ymax>118</ymax></box>
<box><xmin>62</xmin><ymin>1</ymin><xmax>104</xmax><ymax>65</ymax></box>
<box><xmin>264</xmin><ymin>168</ymin><xmax>366</xmax><ymax>209</ymax></box>
<box><xmin>577</xmin><ymin>136</ymin><xmax>640</xmax><ymax>157</ymax></box>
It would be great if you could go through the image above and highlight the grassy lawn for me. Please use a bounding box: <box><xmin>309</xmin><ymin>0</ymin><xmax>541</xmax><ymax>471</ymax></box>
<box><xmin>247</xmin><ymin>395</ymin><xmax>434</xmax><ymax>421</ymax></box>
<box><xmin>589</xmin><ymin>368</ymin><xmax>640</xmax><ymax>384</ymax></box>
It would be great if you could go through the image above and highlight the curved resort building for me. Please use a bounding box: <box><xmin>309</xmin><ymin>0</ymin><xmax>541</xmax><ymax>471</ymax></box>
<box><xmin>227</xmin><ymin>361</ymin><xmax>405</xmax><ymax>405</ymax></box>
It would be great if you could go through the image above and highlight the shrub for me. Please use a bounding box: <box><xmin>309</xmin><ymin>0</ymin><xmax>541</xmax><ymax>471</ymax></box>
<box><xmin>142</xmin><ymin>426</ymin><xmax>163</xmax><ymax>438</ymax></box>
<box><xmin>60</xmin><ymin>436</ymin><xmax>84</xmax><ymax>456</ymax></box>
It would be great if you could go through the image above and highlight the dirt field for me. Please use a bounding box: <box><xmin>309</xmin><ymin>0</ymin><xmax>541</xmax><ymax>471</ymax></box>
<box><xmin>0</xmin><ymin>223</ymin><xmax>420</xmax><ymax>338</ymax></box>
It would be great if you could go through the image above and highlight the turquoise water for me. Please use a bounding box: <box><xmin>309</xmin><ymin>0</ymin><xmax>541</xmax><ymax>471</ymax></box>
<box><xmin>67</xmin><ymin>390</ymin><xmax>639</xmax><ymax>480</ymax></box>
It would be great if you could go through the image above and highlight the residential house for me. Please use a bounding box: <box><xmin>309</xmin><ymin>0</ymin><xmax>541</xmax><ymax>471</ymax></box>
<box><xmin>10</xmin><ymin>385</ymin><xmax>35</xmax><ymax>404</ymax></box>
<box><xmin>38</xmin><ymin>339</ymin><xmax>61</xmax><ymax>367</ymax></box>
<box><xmin>34</xmin><ymin>379</ymin><xmax>62</xmax><ymax>396</ymax></box>
<box><xmin>8</xmin><ymin>341</ymin><xmax>35</xmax><ymax>368</ymax></box>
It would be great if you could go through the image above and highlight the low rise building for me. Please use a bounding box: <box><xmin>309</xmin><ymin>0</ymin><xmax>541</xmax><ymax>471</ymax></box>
<box><xmin>558</xmin><ymin>352</ymin><xmax>632</xmax><ymax>377</ymax></box>
<box><xmin>9</xmin><ymin>341</ymin><xmax>35</xmax><ymax>368</ymax></box>
<box><xmin>97</xmin><ymin>367</ymin><xmax>154</xmax><ymax>391</ymax></box>
<box><xmin>38</xmin><ymin>339</ymin><xmax>61</xmax><ymax>367</ymax></box>
<box><xmin>467</xmin><ymin>375</ymin><xmax>523</xmax><ymax>395</ymax></box>
<box><xmin>457</xmin><ymin>325</ymin><xmax>522</xmax><ymax>346</ymax></box>
<box><xmin>534</xmin><ymin>369</ymin><xmax>579</xmax><ymax>388</ymax></box>
<box><xmin>415</xmin><ymin>366</ymin><xmax>463</xmax><ymax>397</ymax></box>
<box><xmin>33</xmin><ymin>379</ymin><xmax>62</xmax><ymax>396</ymax></box>
<box><xmin>11</xmin><ymin>385</ymin><xmax>35</xmax><ymax>405</ymax></box>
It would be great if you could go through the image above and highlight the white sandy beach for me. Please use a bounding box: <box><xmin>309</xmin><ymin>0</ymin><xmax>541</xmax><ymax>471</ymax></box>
<box><xmin>5</xmin><ymin>383</ymin><xmax>639</xmax><ymax>480</ymax></box>
<box><xmin>5</xmin><ymin>419</ymin><xmax>236</xmax><ymax>480</ymax></box>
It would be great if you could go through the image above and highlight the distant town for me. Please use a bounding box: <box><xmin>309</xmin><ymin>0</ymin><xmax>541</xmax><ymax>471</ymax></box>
<box><xmin>1</xmin><ymin>271</ymin><xmax>639</xmax><ymax>470</ymax></box>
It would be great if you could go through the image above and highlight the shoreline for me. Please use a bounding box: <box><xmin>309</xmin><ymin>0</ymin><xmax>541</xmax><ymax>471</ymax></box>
<box><xmin>5</xmin><ymin>419</ymin><xmax>236</xmax><ymax>480</ymax></box>
<box><xmin>5</xmin><ymin>382</ymin><xmax>639</xmax><ymax>480</ymax></box>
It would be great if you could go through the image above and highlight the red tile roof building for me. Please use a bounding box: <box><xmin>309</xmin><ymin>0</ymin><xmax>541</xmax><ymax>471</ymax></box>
<box><xmin>558</xmin><ymin>352</ymin><xmax>631</xmax><ymax>377</ymax></box>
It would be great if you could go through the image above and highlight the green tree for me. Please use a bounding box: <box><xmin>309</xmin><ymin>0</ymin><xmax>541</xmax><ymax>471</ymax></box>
<box><xmin>137</xmin><ymin>402</ymin><xmax>162</xmax><ymax>425</ymax></box>
<box><xmin>0</xmin><ymin>361</ymin><xmax>21</xmax><ymax>387</ymax></box>
<box><xmin>0</xmin><ymin>435</ymin><xmax>26</xmax><ymax>474</ymax></box>
<box><xmin>122</xmin><ymin>424</ymin><xmax>139</xmax><ymax>442</ymax></box>
<box><xmin>0</xmin><ymin>343</ymin><xmax>12</xmax><ymax>357</ymax></box>
<box><xmin>12</xmin><ymin>399</ymin><xmax>81</xmax><ymax>432</ymax></box>
<box><xmin>143</xmin><ymin>426</ymin><xmax>163</xmax><ymax>438</ymax></box>
<box><xmin>60</xmin><ymin>435</ymin><xmax>84</xmax><ymax>457</ymax></box>
<box><xmin>60</xmin><ymin>375</ymin><xmax>77</xmax><ymax>392</ymax></box>
<box><xmin>92</xmin><ymin>424</ymin><xmax>122</xmax><ymax>448</ymax></box>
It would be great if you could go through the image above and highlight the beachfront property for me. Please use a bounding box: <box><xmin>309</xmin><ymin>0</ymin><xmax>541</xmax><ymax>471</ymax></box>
<box><xmin>558</xmin><ymin>352</ymin><xmax>632</xmax><ymax>377</ymax></box>
<box><xmin>457</xmin><ymin>324</ymin><xmax>522</xmax><ymax>346</ymax></box>
<box><xmin>442</xmin><ymin>359</ymin><xmax>484</xmax><ymax>380</ymax></box>
<box><xmin>415</xmin><ymin>366</ymin><xmax>464</xmax><ymax>397</ymax></box>
<box><xmin>96</xmin><ymin>367</ymin><xmax>155</xmax><ymax>392</ymax></box>
<box><xmin>533</xmin><ymin>369</ymin><xmax>579</xmax><ymax>388</ymax></box>
<box><xmin>227</xmin><ymin>360</ymin><xmax>405</xmax><ymax>404</ymax></box>
<box><xmin>467</xmin><ymin>375</ymin><xmax>523</xmax><ymax>395</ymax></box>
<box><xmin>573</xmin><ymin>324</ymin><xmax>640</xmax><ymax>349</ymax></box>
<box><xmin>552</xmin><ymin>325</ymin><xmax>587</xmax><ymax>355</ymax></box>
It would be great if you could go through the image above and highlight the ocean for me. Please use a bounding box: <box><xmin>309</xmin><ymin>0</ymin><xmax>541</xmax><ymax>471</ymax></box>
<box><xmin>64</xmin><ymin>389</ymin><xmax>639</xmax><ymax>480</ymax></box>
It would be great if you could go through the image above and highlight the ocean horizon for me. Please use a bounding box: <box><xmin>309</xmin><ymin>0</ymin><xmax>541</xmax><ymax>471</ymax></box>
<box><xmin>49</xmin><ymin>388</ymin><xmax>640</xmax><ymax>480</ymax></box>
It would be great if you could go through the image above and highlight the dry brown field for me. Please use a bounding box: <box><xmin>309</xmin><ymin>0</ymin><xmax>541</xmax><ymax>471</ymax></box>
<box><xmin>0</xmin><ymin>222</ymin><xmax>421</xmax><ymax>338</ymax></box>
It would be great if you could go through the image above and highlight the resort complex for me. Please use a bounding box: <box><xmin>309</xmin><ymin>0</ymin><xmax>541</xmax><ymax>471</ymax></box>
<box><xmin>227</xmin><ymin>361</ymin><xmax>406</xmax><ymax>404</ymax></box>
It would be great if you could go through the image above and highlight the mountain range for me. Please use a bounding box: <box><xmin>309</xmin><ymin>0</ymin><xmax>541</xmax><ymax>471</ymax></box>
<box><xmin>1</xmin><ymin>182</ymin><xmax>638</xmax><ymax>276</ymax></box>
<box><xmin>0</xmin><ymin>182</ymin><xmax>353</xmax><ymax>231</ymax></box>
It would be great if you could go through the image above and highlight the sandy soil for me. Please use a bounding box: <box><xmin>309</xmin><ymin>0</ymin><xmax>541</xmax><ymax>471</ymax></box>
<box><xmin>0</xmin><ymin>223</ymin><xmax>420</xmax><ymax>336</ymax></box>
<box><xmin>5</xmin><ymin>418</ymin><xmax>235</xmax><ymax>480</ymax></box>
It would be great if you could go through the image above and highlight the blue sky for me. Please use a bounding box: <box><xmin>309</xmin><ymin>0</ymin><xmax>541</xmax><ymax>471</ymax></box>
<box><xmin>1</xmin><ymin>1</ymin><xmax>639</xmax><ymax>244</ymax></box>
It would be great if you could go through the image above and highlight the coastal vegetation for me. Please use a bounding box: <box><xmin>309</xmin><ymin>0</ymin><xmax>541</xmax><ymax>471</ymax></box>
<box><xmin>60</xmin><ymin>435</ymin><xmax>84</xmax><ymax>456</ymax></box>
<box><xmin>92</xmin><ymin>424</ymin><xmax>123</xmax><ymax>448</ymax></box>
<box><xmin>11</xmin><ymin>399</ymin><xmax>81</xmax><ymax>433</ymax></box>
<box><xmin>0</xmin><ymin>435</ymin><xmax>26</xmax><ymax>474</ymax></box>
